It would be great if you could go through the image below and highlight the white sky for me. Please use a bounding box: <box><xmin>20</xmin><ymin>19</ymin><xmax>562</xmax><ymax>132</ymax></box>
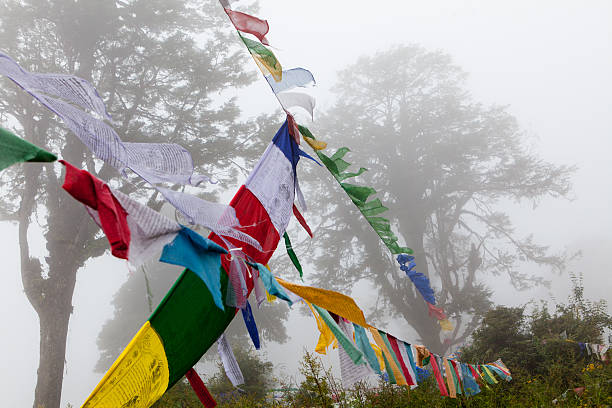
<box><xmin>0</xmin><ymin>1</ymin><xmax>611</xmax><ymax>406</ymax></box>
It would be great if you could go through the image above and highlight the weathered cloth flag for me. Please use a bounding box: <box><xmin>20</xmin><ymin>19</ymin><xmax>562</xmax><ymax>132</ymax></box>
<box><xmin>224</xmin><ymin>9</ymin><xmax>270</xmax><ymax>45</ymax></box>
<box><xmin>265</xmin><ymin>68</ymin><xmax>315</xmax><ymax>94</ymax></box>
<box><xmin>239</xmin><ymin>34</ymin><xmax>282</xmax><ymax>82</ymax></box>
<box><xmin>0</xmin><ymin>127</ymin><xmax>56</xmax><ymax>171</ymax></box>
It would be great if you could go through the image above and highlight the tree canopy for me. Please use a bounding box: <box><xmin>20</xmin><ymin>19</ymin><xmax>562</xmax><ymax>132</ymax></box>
<box><xmin>296</xmin><ymin>45</ymin><xmax>574</xmax><ymax>353</ymax></box>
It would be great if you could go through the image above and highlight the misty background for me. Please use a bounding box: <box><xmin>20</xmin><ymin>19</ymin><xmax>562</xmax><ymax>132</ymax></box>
<box><xmin>0</xmin><ymin>1</ymin><xmax>610</xmax><ymax>407</ymax></box>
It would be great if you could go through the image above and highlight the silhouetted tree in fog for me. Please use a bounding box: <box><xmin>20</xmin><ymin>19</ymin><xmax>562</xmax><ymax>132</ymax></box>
<box><xmin>300</xmin><ymin>45</ymin><xmax>573</xmax><ymax>354</ymax></box>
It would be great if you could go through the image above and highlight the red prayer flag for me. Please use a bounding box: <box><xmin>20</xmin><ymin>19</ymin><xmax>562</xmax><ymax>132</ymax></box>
<box><xmin>60</xmin><ymin>160</ymin><xmax>130</xmax><ymax>259</ymax></box>
<box><xmin>224</xmin><ymin>9</ymin><xmax>270</xmax><ymax>45</ymax></box>
<box><xmin>387</xmin><ymin>334</ymin><xmax>415</xmax><ymax>386</ymax></box>
<box><xmin>428</xmin><ymin>302</ymin><xmax>447</xmax><ymax>320</ymax></box>
<box><xmin>429</xmin><ymin>355</ymin><xmax>449</xmax><ymax>396</ymax></box>
<box><xmin>186</xmin><ymin>368</ymin><xmax>217</xmax><ymax>408</ymax></box>
<box><xmin>293</xmin><ymin>204</ymin><xmax>313</xmax><ymax>238</ymax></box>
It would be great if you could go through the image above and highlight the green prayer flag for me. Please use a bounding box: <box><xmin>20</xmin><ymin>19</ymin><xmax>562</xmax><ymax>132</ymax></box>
<box><xmin>283</xmin><ymin>232</ymin><xmax>303</xmax><ymax>280</ymax></box>
<box><xmin>299</xmin><ymin>125</ymin><xmax>412</xmax><ymax>255</ymax></box>
<box><xmin>312</xmin><ymin>304</ymin><xmax>365</xmax><ymax>366</ymax></box>
<box><xmin>239</xmin><ymin>33</ymin><xmax>282</xmax><ymax>81</ymax></box>
<box><xmin>0</xmin><ymin>127</ymin><xmax>56</xmax><ymax>171</ymax></box>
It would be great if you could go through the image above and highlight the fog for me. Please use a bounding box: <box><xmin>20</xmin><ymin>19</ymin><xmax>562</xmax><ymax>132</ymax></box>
<box><xmin>1</xmin><ymin>1</ymin><xmax>611</xmax><ymax>406</ymax></box>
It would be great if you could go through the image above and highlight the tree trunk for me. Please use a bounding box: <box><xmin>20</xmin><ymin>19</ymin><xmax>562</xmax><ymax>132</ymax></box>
<box><xmin>34</xmin><ymin>291</ymin><xmax>75</xmax><ymax>408</ymax></box>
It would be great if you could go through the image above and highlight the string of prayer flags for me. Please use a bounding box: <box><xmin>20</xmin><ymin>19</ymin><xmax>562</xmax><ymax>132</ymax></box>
<box><xmin>83</xmin><ymin>118</ymin><xmax>306</xmax><ymax>407</ymax></box>
<box><xmin>60</xmin><ymin>160</ymin><xmax>131</xmax><ymax>259</ymax></box>
<box><xmin>298</xmin><ymin>125</ymin><xmax>452</xmax><ymax>327</ymax></box>
<box><xmin>299</xmin><ymin>132</ymin><xmax>412</xmax><ymax>256</ymax></box>
<box><xmin>266</xmin><ymin>68</ymin><xmax>316</xmax><ymax>94</ymax></box>
<box><xmin>0</xmin><ymin>127</ymin><xmax>57</xmax><ymax>171</ymax></box>
<box><xmin>82</xmin><ymin>267</ymin><xmax>239</xmax><ymax>407</ymax></box>
<box><xmin>1</xmin><ymin>52</ymin><xmax>264</xmax><ymax>253</ymax></box>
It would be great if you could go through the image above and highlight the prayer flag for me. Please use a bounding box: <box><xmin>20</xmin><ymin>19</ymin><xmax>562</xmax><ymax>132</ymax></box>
<box><xmin>225</xmin><ymin>9</ymin><xmax>270</xmax><ymax>45</ymax></box>
<box><xmin>266</xmin><ymin>68</ymin><xmax>315</xmax><ymax>94</ymax></box>
<box><xmin>0</xmin><ymin>127</ymin><xmax>56</xmax><ymax>171</ymax></box>
<box><xmin>239</xmin><ymin>34</ymin><xmax>282</xmax><ymax>81</ymax></box>
<box><xmin>60</xmin><ymin>160</ymin><xmax>130</xmax><ymax>259</ymax></box>
<box><xmin>210</xmin><ymin>120</ymin><xmax>300</xmax><ymax>265</ymax></box>
<box><xmin>277</xmin><ymin>91</ymin><xmax>316</xmax><ymax>120</ymax></box>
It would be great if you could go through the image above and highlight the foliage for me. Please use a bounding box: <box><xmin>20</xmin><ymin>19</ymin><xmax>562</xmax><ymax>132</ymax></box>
<box><xmin>462</xmin><ymin>276</ymin><xmax>611</xmax><ymax>380</ymax></box>
<box><xmin>207</xmin><ymin>347</ymin><xmax>276</xmax><ymax>402</ymax></box>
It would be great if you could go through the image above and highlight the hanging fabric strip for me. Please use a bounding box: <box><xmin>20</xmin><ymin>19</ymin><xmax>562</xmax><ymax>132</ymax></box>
<box><xmin>224</xmin><ymin>9</ymin><xmax>270</xmax><ymax>45</ymax></box>
<box><xmin>253</xmin><ymin>263</ymin><xmax>293</xmax><ymax>305</ymax></box>
<box><xmin>217</xmin><ymin>334</ymin><xmax>245</xmax><ymax>387</ymax></box>
<box><xmin>443</xmin><ymin>358</ymin><xmax>456</xmax><ymax>398</ymax></box>
<box><xmin>402</xmin><ymin>343</ymin><xmax>420</xmax><ymax>385</ymax></box>
<box><xmin>337</xmin><ymin>319</ymin><xmax>373</xmax><ymax>388</ymax></box>
<box><xmin>283</xmin><ymin>232</ymin><xmax>303</xmax><ymax>279</ymax></box>
<box><xmin>277</xmin><ymin>91</ymin><xmax>316</xmax><ymax>121</ymax></box>
<box><xmin>241</xmin><ymin>300</ymin><xmax>260</xmax><ymax>350</ymax></box>
<box><xmin>60</xmin><ymin>160</ymin><xmax>131</xmax><ymax>259</ymax></box>
<box><xmin>483</xmin><ymin>365</ymin><xmax>499</xmax><ymax>384</ymax></box>
<box><xmin>111</xmin><ymin>190</ymin><xmax>181</xmax><ymax>268</ymax></box>
<box><xmin>368</xmin><ymin>328</ymin><xmax>406</xmax><ymax>386</ymax></box>
<box><xmin>185</xmin><ymin>368</ymin><xmax>218</xmax><ymax>408</ymax></box>
<box><xmin>490</xmin><ymin>359</ymin><xmax>512</xmax><ymax>379</ymax></box>
<box><xmin>460</xmin><ymin>363</ymin><xmax>481</xmax><ymax>396</ymax></box>
<box><xmin>160</xmin><ymin>226</ymin><xmax>228</xmax><ymax>310</ymax></box>
<box><xmin>0</xmin><ymin>127</ymin><xmax>57</xmax><ymax>171</ymax></box>
<box><xmin>450</xmin><ymin>360</ymin><xmax>463</xmax><ymax>394</ymax></box>
<box><xmin>379</xmin><ymin>332</ymin><xmax>408</xmax><ymax>387</ymax></box>
<box><xmin>292</xmin><ymin>204</ymin><xmax>313</xmax><ymax>237</ymax></box>
<box><xmin>239</xmin><ymin>33</ymin><xmax>282</xmax><ymax>81</ymax></box>
<box><xmin>276</xmin><ymin>277</ymin><xmax>367</xmax><ymax>326</ymax></box>
<box><xmin>304</xmin><ymin>300</ymin><xmax>337</xmax><ymax>354</ymax></box>
<box><xmin>429</xmin><ymin>354</ymin><xmax>449</xmax><ymax>397</ymax></box>
<box><xmin>312</xmin><ymin>304</ymin><xmax>365</xmax><ymax>366</ymax></box>
<box><xmin>387</xmin><ymin>334</ymin><xmax>415</xmax><ymax>386</ymax></box>
<box><xmin>353</xmin><ymin>324</ymin><xmax>381</xmax><ymax>375</ymax></box>
<box><xmin>265</xmin><ymin>68</ymin><xmax>315</xmax><ymax>94</ymax></box>
<box><xmin>479</xmin><ymin>365</ymin><xmax>497</xmax><ymax>385</ymax></box>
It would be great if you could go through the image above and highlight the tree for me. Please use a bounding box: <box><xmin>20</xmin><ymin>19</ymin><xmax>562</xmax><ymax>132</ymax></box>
<box><xmin>461</xmin><ymin>276</ymin><xmax>612</xmax><ymax>386</ymax></box>
<box><xmin>0</xmin><ymin>1</ymin><xmax>261</xmax><ymax>406</ymax></box>
<box><xmin>297</xmin><ymin>45</ymin><xmax>573</xmax><ymax>354</ymax></box>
